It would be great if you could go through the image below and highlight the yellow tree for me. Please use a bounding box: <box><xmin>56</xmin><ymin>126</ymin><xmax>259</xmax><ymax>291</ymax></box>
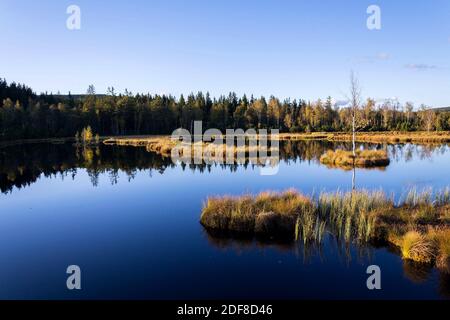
<box><xmin>82</xmin><ymin>126</ymin><xmax>93</xmax><ymax>144</ymax></box>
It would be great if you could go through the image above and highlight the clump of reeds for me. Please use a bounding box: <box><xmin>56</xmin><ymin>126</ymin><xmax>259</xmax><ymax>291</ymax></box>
<box><xmin>319</xmin><ymin>149</ymin><xmax>390</xmax><ymax>169</ymax></box>
<box><xmin>200</xmin><ymin>186</ymin><xmax>450</xmax><ymax>270</ymax></box>
<box><xmin>317</xmin><ymin>189</ymin><xmax>389</xmax><ymax>242</ymax></box>
<box><xmin>200</xmin><ymin>189</ymin><xmax>314</xmax><ymax>240</ymax></box>
<box><xmin>394</xmin><ymin>231</ymin><xmax>437</xmax><ymax>264</ymax></box>
<box><xmin>404</xmin><ymin>187</ymin><xmax>433</xmax><ymax>208</ymax></box>
<box><xmin>428</xmin><ymin>228</ymin><xmax>450</xmax><ymax>273</ymax></box>
<box><xmin>103</xmin><ymin>137</ymin><xmax>178</xmax><ymax>157</ymax></box>
<box><xmin>435</xmin><ymin>187</ymin><xmax>450</xmax><ymax>207</ymax></box>
<box><xmin>398</xmin><ymin>187</ymin><xmax>450</xmax><ymax>224</ymax></box>
<box><xmin>201</xmin><ymin>188</ymin><xmax>393</xmax><ymax>243</ymax></box>
<box><xmin>145</xmin><ymin>138</ymin><xmax>178</xmax><ymax>157</ymax></box>
<box><xmin>295</xmin><ymin>209</ymin><xmax>327</xmax><ymax>245</ymax></box>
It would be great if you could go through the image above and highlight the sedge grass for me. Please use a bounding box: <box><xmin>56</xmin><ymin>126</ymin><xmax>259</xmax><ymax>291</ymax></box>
<box><xmin>201</xmin><ymin>187</ymin><xmax>450</xmax><ymax>271</ymax></box>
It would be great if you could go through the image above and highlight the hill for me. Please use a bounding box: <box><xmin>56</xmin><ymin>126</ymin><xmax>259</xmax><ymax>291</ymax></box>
<box><xmin>433</xmin><ymin>107</ymin><xmax>450</xmax><ymax>112</ymax></box>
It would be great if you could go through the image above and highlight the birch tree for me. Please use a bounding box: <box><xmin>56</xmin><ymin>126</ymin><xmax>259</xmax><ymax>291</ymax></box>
<box><xmin>349</xmin><ymin>71</ymin><xmax>362</xmax><ymax>158</ymax></box>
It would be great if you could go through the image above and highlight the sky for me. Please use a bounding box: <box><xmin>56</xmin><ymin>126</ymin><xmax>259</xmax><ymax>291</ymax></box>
<box><xmin>1</xmin><ymin>0</ymin><xmax>449</xmax><ymax>107</ymax></box>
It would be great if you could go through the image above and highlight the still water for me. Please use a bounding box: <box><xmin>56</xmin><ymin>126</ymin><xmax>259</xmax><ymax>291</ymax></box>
<box><xmin>0</xmin><ymin>141</ymin><xmax>449</xmax><ymax>299</ymax></box>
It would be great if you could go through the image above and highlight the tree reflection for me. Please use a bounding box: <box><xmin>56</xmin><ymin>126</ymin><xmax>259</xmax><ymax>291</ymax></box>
<box><xmin>0</xmin><ymin>141</ymin><xmax>448</xmax><ymax>194</ymax></box>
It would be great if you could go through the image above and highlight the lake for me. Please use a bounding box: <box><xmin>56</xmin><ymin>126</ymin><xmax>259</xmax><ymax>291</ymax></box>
<box><xmin>0</xmin><ymin>141</ymin><xmax>449</xmax><ymax>299</ymax></box>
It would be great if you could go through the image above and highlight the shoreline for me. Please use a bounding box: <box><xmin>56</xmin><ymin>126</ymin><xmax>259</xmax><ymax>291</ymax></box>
<box><xmin>1</xmin><ymin>131</ymin><xmax>449</xmax><ymax>148</ymax></box>
<box><xmin>2</xmin><ymin>131</ymin><xmax>449</xmax><ymax>156</ymax></box>
<box><xmin>104</xmin><ymin>131</ymin><xmax>450</xmax><ymax>145</ymax></box>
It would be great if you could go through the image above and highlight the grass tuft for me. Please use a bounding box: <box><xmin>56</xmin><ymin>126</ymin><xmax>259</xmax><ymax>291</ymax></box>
<box><xmin>200</xmin><ymin>190</ymin><xmax>313</xmax><ymax>240</ymax></box>
<box><xmin>319</xmin><ymin>149</ymin><xmax>390</xmax><ymax>169</ymax></box>
<box><xmin>397</xmin><ymin>231</ymin><xmax>437</xmax><ymax>264</ymax></box>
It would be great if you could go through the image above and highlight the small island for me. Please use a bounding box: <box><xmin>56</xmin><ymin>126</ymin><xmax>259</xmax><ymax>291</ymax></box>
<box><xmin>319</xmin><ymin>149</ymin><xmax>390</xmax><ymax>169</ymax></box>
<box><xmin>200</xmin><ymin>188</ymin><xmax>450</xmax><ymax>272</ymax></box>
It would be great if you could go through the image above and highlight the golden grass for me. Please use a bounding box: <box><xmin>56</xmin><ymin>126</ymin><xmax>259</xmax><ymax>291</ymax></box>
<box><xmin>201</xmin><ymin>188</ymin><xmax>392</xmax><ymax>243</ymax></box>
<box><xmin>428</xmin><ymin>228</ymin><xmax>450</xmax><ymax>272</ymax></box>
<box><xmin>104</xmin><ymin>136</ymin><xmax>180</xmax><ymax>157</ymax></box>
<box><xmin>200</xmin><ymin>189</ymin><xmax>313</xmax><ymax>240</ymax></box>
<box><xmin>104</xmin><ymin>132</ymin><xmax>450</xmax><ymax>163</ymax></box>
<box><xmin>200</xmin><ymin>187</ymin><xmax>450</xmax><ymax>271</ymax></box>
<box><xmin>103</xmin><ymin>131</ymin><xmax>450</xmax><ymax>152</ymax></box>
<box><xmin>277</xmin><ymin>131</ymin><xmax>450</xmax><ymax>143</ymax></box>
<box><xmin>104</xmin><ymin>136</ymin><xmax>279</xmax><ymax>163</ymax></box>
<box><xmin>104</xmin><ymin>136</ymin><xmax>177</xmax><ymax>156</ymax></box>
<box><xmin>395</xmin><ymin>231</ymin><xmax>436</xmax><ymax>264</ymax></box>
<box><xmin>387</xmin><ymin>228</ymin><xmax>450</xmax><ymax>272</ymax></box>
<box><xmin>319</xmin><ymin>149</ymin><xmax>390</xmax><ymax>169</ymax></box>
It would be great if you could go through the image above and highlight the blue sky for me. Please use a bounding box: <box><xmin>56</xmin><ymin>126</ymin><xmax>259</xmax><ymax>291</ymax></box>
<box><xmin>1</xmin><ymin>0</ymin><xmax>449</xmax><ymax>107</ymax></box>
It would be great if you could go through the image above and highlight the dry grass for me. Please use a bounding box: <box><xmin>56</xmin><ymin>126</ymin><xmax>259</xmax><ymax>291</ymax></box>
<box><xmin>200</xmin><ymin>189</ymin><xmax>313</xmax><ymax>240</ymax></box>
<box><xmin>200</xmin><ymin>187</ymin><xmax>450</xmax><ymax>271</ymax></box>
<box><xmin>104</xmin><ymin>136</ymin><xmax>279</xmax><ymax>163</ymax></box>
<box><xmin>388</xmin><ymin>228</ymin><xmax>450</xmax><ymax>271</ymax></box>
<box><xmin>201</xmin><ymin>188</ymin><xmax>392</xmax><ymax>243</ymax></box>
<box><xmin>105</xmin><ymin>136</ymin><xmax>184</xmax><ymax>157</ymax></box>
<box><xmin>428</xmin><ymin>228</ymin><xmax>450</xmax><ymax>272</ymax></box>
<box><xmin>318</xmin><ymin>189</ymin><xmax>389</xmax><ymax>242</ymax></box>
<box><xmin>392</xmin><ymin>231</ymin><xmax>437</xmax><ymax>264</ymax></box>
<box><xmin>277</xmin><ymin>131</ymin><xmax>450</xmax><ymax>143</ymax></box>
<box><xmin>104</xmin><ymin>131</ymin><xmax>450</xmax><ymax>156</ymax></box>
<box><xmin>319</xmin><ymin>149</ymin><xmax>390</xmax><ymax>169</ymax></box>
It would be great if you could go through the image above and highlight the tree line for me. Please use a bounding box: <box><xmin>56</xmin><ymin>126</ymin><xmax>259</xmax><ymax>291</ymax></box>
<box><xmin>1</xmin><ymin>78</ymin><xmax>449</xmax><ymax>141</ymax></box>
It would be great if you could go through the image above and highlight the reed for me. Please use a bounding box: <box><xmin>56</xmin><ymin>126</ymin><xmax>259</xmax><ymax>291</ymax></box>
<box><xmin>317</xmin><ymin>189</ymin><xmax>388</xmax><ymax>242</ymax></box>
<box><xmin>394</xmin><ymin>231</ymin><xmax>437</xmax><ymax>264</ymax></box>
<box><xmin>404</xmin><ymin>187</ymin><xmax>433</xmax><ymax>207</ymax></box>
<box><xmin>200</xmin><ymin>187</ymin><xmax>450</xmax><ymax>270</ymax></box>
<box><xmin>428</xmin><ymin>228</ymin><xmax>450</xmax><ymax>272</ymax></box>
<box><xmin>200</xmin><ymin>189</ymin><xmax>313</xmax><ymax>239</ymax></box>
<box><xmin>202</xmin><ymin>188</ymin><xmax>392</xmax><ymax>243</ymax></box>
<box><xmin>435</xmin><ymin>187</ymin><xmax>450</xmax><ymax>207</ymax></box>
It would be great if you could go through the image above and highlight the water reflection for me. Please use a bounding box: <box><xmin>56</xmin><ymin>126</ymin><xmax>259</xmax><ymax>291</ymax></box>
<box><xmin>1</xmin><ymin>141</ymin><xmax>448</xmax><ymax>194</ymax></box>
<box><xmin>203</xmin><ymin>229</ymin><xmax>450</xmax><ymax>297</ymax></box>
<box><xmin>1</xmin><ymin>140</ymin><xmax>450</xmax><ymax>299</ymax></box>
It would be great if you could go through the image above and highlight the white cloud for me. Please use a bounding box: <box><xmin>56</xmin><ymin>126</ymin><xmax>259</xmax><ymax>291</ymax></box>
<box><xmin>405</xmin><ymin>63</ymin><xmax>437</xmax><ymax>70</ymax></box>
<box><xmin>376</xmin><ymin>52</ymin><xmax>390</xmax><ymax>60</ymax></box>
<box><xmin>357</xmin><ymin>52</ymin><xmax>391</xmax><ymax>63</ymax></box>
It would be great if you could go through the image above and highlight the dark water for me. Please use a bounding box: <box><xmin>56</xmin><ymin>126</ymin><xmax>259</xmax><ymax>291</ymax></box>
<box><xmin>0</xmin><ymin>141</ymin><xmax>449</xmax><ymax>299</ymax></box>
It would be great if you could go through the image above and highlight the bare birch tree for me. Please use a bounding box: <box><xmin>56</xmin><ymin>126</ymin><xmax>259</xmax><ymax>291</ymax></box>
<box><xmin>349</xmin><ymin>71</ymin><xmax>362</xmax><ymax>158</ymax></box>
<box><xmin>348</xmin><ymin>71</ymin><xmax>362</xmax><ymax>191</ymax></box>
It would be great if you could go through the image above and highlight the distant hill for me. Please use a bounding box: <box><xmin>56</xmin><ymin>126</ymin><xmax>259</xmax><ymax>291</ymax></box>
<box><xmin>433</xmin><ymin>107</ymin><xmax>450</xmax><ymax>112</ymax></box>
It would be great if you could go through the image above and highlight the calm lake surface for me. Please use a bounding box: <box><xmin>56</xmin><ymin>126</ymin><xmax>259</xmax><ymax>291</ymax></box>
<box><xmin>0</xmin><ymin>141</ymin><xmax>449</xmax><ymax>299</ymax></box>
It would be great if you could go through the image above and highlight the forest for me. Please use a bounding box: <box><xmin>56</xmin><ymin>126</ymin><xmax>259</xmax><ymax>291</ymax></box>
<box><xmin>1</xmin><ymin>78</ymin><xmax>449</xmax><ymax>141</ymax></box>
